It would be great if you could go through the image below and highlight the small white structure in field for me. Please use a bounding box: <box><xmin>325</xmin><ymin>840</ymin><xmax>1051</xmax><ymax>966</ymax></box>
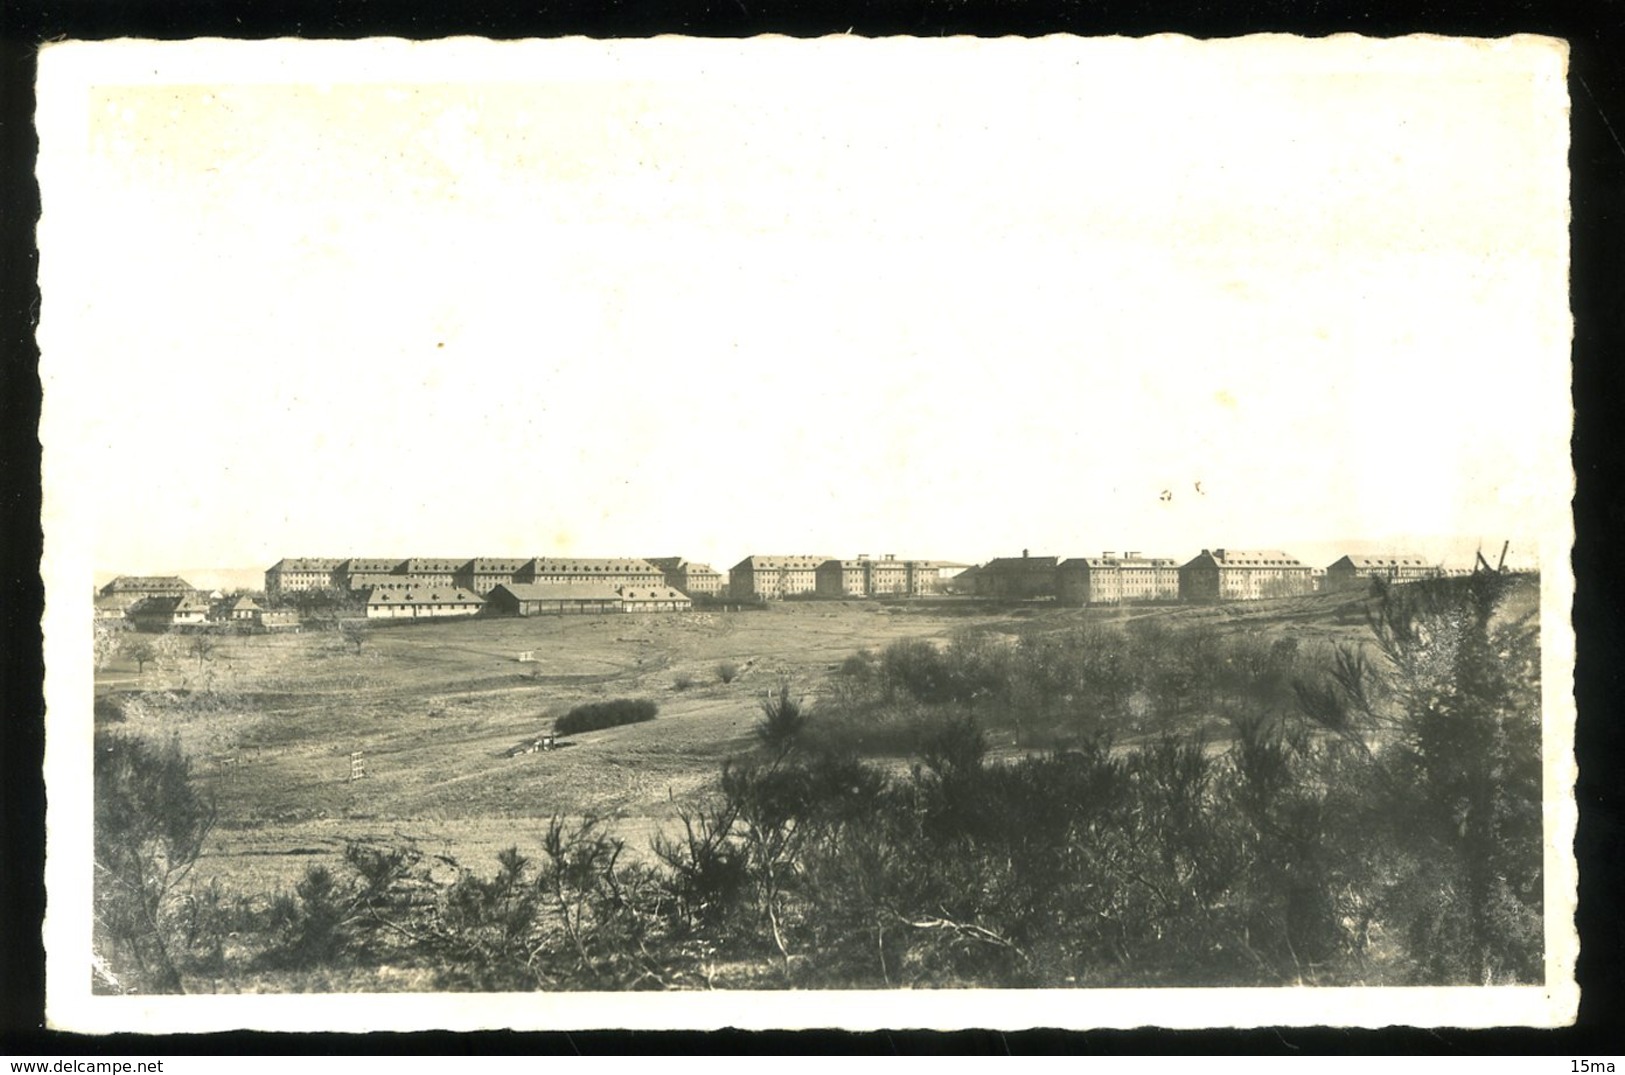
<box><xmin>348</xmin><ymin>751</ymin><xmax>366</xmax><ymax>781</ymax></box>
<box><xmin>517</xmin><ymin>650</ymin><xmax>536</xmax><ymax>663</ymax></box>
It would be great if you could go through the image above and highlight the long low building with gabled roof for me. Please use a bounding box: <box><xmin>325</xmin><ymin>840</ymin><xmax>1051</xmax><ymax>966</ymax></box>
<box><xmin>364</xmin><ymin>585</ymin><xmax>485</xmax><ymax>620</ymax></box>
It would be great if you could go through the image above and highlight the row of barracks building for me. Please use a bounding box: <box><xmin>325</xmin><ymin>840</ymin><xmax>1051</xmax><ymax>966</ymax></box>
<box><xmin>264</xmin><ymin>556</ymin><xmax>728</xmax><ymax>600</ymax></box>
<box><xmin>103</xmin><ymin>546</ymin><xmax>1454</xmax><ymax>630</ymax></box>
<box><xmin>263</xmin><ymin>553</ymin><xmax>964</xmax><ymax>609</ymax></box>
<box><xmin>965</xmin><ymin>549</ymin><xmax>1453</xmax><ymax>605</ymax></box>
<box><xmin>729</xmin><ymin>553</ymin><xmax>950</xmax><ymax>600</ymax></box>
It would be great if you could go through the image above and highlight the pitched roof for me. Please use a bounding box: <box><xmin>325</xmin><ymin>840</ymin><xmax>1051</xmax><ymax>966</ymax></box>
<box><xmin>101</xmin><ymin>575</ymin><xmax>193</xmax><ymax>594</ymax></box>
<box><xmin>130</xmin><ymin>593</ymin><xmax>211</xmax><ymax>615</ymax></box>
<box><xmin>401</xmin><ymin>558</ymin><xmax>468</xmax><ymax>574</ymax></box>
<box><xmin>341</xmin><ymin>558</ymin><xmax>405</xmax><ymax>574</ymax></box>
<box><xmin>1189</xmin><ymin>549</ymin><xmax>1307</xmax><ymax>568</ymax></box>
<box><xmin>492</xmin><ymin>582</ymin><xmax>624</xmax><ymax>602</ymax></box>
<box><xmin>223</xmin><ymin>595</ymin><xmax>262</xmax><ymax>611</ymax></box>
<box><xmin>1337</xmin><ymin>554</ymin><xmax>1434</xmax><ymax>569</ymax></box>
<box><xmin>346</xmin><ymin>573</ymin><xmax>411</xmax><ymax>588</ymax></box>
<box><xmin>527</xmin><ymin>558</ymin><xmax>662</xmax><ymax>574</ymax></box>
<box><xmin>1060</xmin><ymin>556</ymin><xmax>1178</xmax><ymax>570</ymax></box>
<box><xmin>269</xmin><ymin>558</ymin><xmax>343</xmax><ymax>573</ymax></box>
<box><xmin>732</xmin><ymin>555</ymin><xmax>830</xmax><ymax>571</ymax></box>
<box><xmin>467</xmin><ymin>558</ymin><xmax>530</xmax><ymax>573</ymax></box>
<box><xmin>617</xmin><ymin>585</ymin><xmax>690</xmax><ymax>602</ymax></box>
<box><xmin>983</xmin><ymin>556</ymin><xmax>1059</xmax><ymax>570</ymax></box>
<box><xmin>364</xmin><ymin>586</ymin><xmax>484</xmax><ymax>607</ymax></box>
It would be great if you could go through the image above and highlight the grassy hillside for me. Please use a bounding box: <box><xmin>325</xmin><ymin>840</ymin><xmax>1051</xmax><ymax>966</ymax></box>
<box><xmin>92</xmin><ymin>578</ymin><xmax>1539</xmax><ymax>942</ymax></box>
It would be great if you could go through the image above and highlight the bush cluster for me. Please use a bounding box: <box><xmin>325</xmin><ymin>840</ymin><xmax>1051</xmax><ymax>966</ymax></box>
<box><xmin>810</xmin><ymin>617</ymin><xmax>1309</xmax><ymax>755</ymax></box>
<box><xmin>554</xmin><ymin>698</ymin><xmax>659</xmax><ymax>736</ymax></box>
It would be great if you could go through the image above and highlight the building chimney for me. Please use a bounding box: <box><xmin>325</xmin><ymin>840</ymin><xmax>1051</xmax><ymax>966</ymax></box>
<box><xmin>1022</xmin><ymin>548</ymin><xmax>1029</xmax><ymax>558</ymax></box>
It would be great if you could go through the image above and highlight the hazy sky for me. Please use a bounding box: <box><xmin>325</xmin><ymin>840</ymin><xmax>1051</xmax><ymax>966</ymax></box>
<box><xmin>39</xmin><ymin>36</ymin><xmax>1570</xmax><ymax>578</ymax></box>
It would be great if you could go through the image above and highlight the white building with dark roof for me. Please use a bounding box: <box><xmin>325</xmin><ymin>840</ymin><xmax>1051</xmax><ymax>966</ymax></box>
<box><xmin>216</xmin><ymin>595</ymin><xmax>262</xmax><ymax>622</ymax></box>
<box><xmin>1058</xmin><ymin>553</ymin><xmax>1180</xmax><ymax>605</ymax></box>
<box><xmin>617</xmin><ymin>585</ymin><xmax>693</xmax><ymax>613</ymax></box>
<box><xmin>456</xmin><ymin>558</ymin><xmax>531</xmax><ymax>595</ymax></box>
<box><xmin>645</xmin><ymin>557</ymin><xmax>725</xmax><ymax>597</ymax></box>
<box><xmin>100</xmin><ymin>575</ymin><xmax>196</xmax><ymax>600</ymax></box>
<box><xmin>128</xmin><ymin>593</ymin><xmax>212</xmax><ymax>630</ymax></box>
<box><xmin>517</xmin><ymin>558</ymin><xmax>665</xmax><ymax>587</ymax></box>
<box><xmin>730</xmin><ymin>555</ymin><xmax>829</xmax><ymax>599</ymax></box>
<box><xmin>1178</xmin><ymin>549</ymin><xmax>1316</xmax><ymax>602</ymax></box>
<box><xmin>399</xmin><ymin>558</ymin><xmax>466</xmax><ymax>588</ymax></box>
<box><xmin>815</xmin><ymin>559</ymin><xmax>870</xmax><ymax>597</ymax></box>
<box><xmin>264</xmin><ymin>559</ymin><xmax>342</xmax><ymax>596</ymax></box>
<box><xmin>336</xmin><ymin>559</ymin><xmax>406</xmax><ymax>590</ymax></box>
<box><xmin>363</xmin><ymin>585</ymin><xmax>485</xmax><ymax>620</ymax></box>
<box><xmin>1324</xmin><ymin>553</ymin><xmax>1441</xmax><ymax>591</ymax></box>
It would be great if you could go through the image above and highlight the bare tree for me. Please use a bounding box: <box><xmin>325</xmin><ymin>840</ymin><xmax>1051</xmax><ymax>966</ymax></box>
<box><xmin>340</xmin><ymin>621</ymin><xmax>368</xmax><ymax>655</ymax></box>
<box><xmin>186</xmin><ymin>634</ymin><xmax>216</xmax><ymax>671</ymax></box>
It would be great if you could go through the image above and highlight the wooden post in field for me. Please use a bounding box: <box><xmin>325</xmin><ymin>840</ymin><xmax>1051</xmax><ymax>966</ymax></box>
<box><xmin>349</xmin><ymin>750</ymin><xmax>366</xmax><ymax>781</ymax></box>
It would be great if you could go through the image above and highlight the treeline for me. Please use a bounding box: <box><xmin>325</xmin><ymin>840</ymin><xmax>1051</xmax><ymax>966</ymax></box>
<box><xmin>92</xmin><ymin>574</ymin><xmax>1542</xmax><ymax>992</ymax></box>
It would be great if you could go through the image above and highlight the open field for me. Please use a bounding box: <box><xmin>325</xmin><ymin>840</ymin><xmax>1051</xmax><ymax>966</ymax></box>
<box><xmin>89</xmin><ymin>577</ymin><xmax>1547</xmax><ymax>991</ymax></box>
<box><xmin>94</xmin><ymin>590</ymin><xmax>1404</xmax><ymax>892</ymax></box>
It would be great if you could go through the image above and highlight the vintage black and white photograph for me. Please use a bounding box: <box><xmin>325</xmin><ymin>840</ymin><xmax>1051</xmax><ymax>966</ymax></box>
<box><xmin>37</xmin><ymin>34</ymin><xmax>1575</xmax><ymax>1031</ymax></box>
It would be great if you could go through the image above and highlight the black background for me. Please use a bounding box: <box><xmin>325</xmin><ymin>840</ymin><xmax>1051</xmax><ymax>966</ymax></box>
<box><xmin>2</xmin><ymin>0</ymin><xmax>1622</xmax><ymax>1056</ymax></box>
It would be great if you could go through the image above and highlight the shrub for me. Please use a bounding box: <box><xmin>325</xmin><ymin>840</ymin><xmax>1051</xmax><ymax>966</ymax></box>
<box><xmin>94</xmin><ymin>732</ymin><xmax>217</xmax><ymax>992</ymax></box>
<box><xmin>555</xmin><ymin>698</ymin><xmax>658</xmax><ymax>736</ymax></box>
<box><xmin>672</xmin><ymin>673</ymin><xmax>695</xmax><ymax>691</ymax></box>
<box><xmin>716</xmin><ymin>661</ymin><xmax>740</xmax><ymax>684</ymax></box>
<box><xmin>755</xmin><ymin>682</ymin><xmax>807</xmax><ymax>754</ymax></box>
<box><xmin>839</xmin><ymin>651</ymin><xmax>875</xmax><ymax>678</ymax></box>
